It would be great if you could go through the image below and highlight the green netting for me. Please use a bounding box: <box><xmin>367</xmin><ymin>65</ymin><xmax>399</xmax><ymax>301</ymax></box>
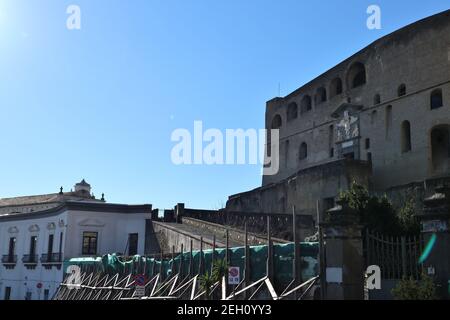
<box><xmin>66</xmin><ymin>242</ymin><xmax>318</xmax><ymax>286</ymax></box>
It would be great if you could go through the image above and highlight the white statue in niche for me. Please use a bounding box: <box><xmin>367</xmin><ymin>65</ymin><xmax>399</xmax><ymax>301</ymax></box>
<box><xmin>337</xmin><ymin>111</ymin><xmax>359</xmax><ymax>142</ymax></box>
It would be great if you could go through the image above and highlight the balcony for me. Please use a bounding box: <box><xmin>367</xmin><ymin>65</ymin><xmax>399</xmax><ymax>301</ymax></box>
<box><xmin>2</xmin><ymin>255</ymin><xmax>17</xmax><ymax>269</ymax></box>
<box><xmin>22</xmin><ymin>254</ymin><xmax>38</xmax><ymax>266</ymax></box>
<box><xmin>40</xmin><ymin>253</ymin><xmax>63</xmax><ymax>264</ymax></box>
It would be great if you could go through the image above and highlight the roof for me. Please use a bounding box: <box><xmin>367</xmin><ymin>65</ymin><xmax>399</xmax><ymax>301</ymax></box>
<box><xmin>0</xmin><ymin>201</ymin><xmax>153</xmax><ymax>221</ymax></box>
<box><xmin>0</xmin><ymin>191</ymin><xmax>100</xmax><ymax>208</ymax></box>
<box><xmin>0</xmin><ymin>193</ymin><xmax>62</xmax><ymax>207</ymax></box>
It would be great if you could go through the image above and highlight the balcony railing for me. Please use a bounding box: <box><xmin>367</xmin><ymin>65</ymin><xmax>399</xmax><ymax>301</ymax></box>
<box><xmin>1</xmin><ymin>255</ymin><xmax>17</xmax><ymax>264</ymax></box>
<box><xmin>40</xmin><ymin>253</ymin><xmax>63</xmax><ymax>264</ymax></box>
<box><xmin>22</xmin><ymin>254</ymin><xmax>39</xmax><ymax>264</ymax></box>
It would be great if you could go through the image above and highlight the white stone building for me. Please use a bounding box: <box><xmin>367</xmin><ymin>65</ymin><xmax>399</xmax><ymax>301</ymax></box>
<box><xmin>0</xmin><ymin>180</ymin><xmax>152</xmax><ymax>300</ymax></box>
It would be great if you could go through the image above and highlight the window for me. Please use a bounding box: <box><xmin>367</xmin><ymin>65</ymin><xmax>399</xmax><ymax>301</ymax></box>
<box><xmin>431</xmin><ymin>125</ymin><xmax>450</xmax><ymax>173</ymax></box>
<box><xmin>47</xmin><ymin>234</ymin><xmax>54</xmax><ymax>255</ymax></box>
<box><xmin>29</xmin><ymin>236</ymin><xmax>37</xmax><ymax>261</ymax></box>
<box><xmin>287</xmin><ymin>102</ymin><xmax>298</xmax><ymax>121</ymax></box>
<box><xmin>365</xmin><ymin>138</ymin><xmax>370</xmax><ymax>150</ymax></box>
<box><xmin>398</xmin><ymin>84</ymin><xmax>406</xmax><ymax>97</ymax></box>
<box><xmin>314</xmin><ymin>87</ymin><xmax>327</xmax><ymax>105</ymax></box>
<box><xmin>370</xmin><ymin>110</ymin><xmax>377</xmax><ymax>125</ymax></box>
<box><xmin>431</xmin><ymin>89</ymin><xmax>443</xmax><ymax>110</ymax></box>
<box><xmin>367</xmin><ymin>152</ymin><xmax>372</xmax><ymax>163</ymax></box>
<box><xmin>128</xmin><ymin>233</ymin><xmax>139</xmax><ymax>256</ymax></box>
<box><xmin>300</xmin><ymin>95</ymin><xmax>312</xmax><ymax>113</ymax></box>
<box><xmin>401</xmin><ymin>121</ymin><xmax>412</xmax><ymax>153</ymax></box>
<box><xmin>347</xmin><ymin>62</ymin><xmax>366</xmax><ymax>88</ymax></box>
<box><xmin>385</xmin><ymin>105</ymin><xmax>392</xmax><ymax>140</ymax></box>
<box><xmin>59</xmin><ymin>232</ymin><xmax>63</xmax><ymax>255</ymax></box>
<box><xmin>8</xmin><ymin>237</ymin><xmax>16</xmax><ymax>259</ymax></box>
<box><xmin>299</xmin><ymin>142</ymin><xmax>307</xmax><ymax>160</ymax></box>
<box><xmin>329</xmin><ymin>125</ymin><xmax>334</xmax><ymax>158</ymax></box>
<box><xmin>4</xmin><ymin>287</ymin><xmax>11</xmax><ymax>300</ymax></box>
<box><xmin>271</xmin><ymin>114</ymin><xmax>282</xmax><ymax>129</ymax></box>
<box><xmin>82</xmin><ymin>232</ymin><xmax>98</xmax><ymax>255</ymax></box>
<box><xmin>374</xmin><ymin>94</ymin><xmax>381</xmax><ymax>105</ymax></box>
<box><xmin>330</xmin><ymin>78</ymin><xmax>343</xmax><ymax>97</ymax></box>
<box><xmin>25</xmin><ymin>292</ymin><xmax>32</xmax><ymax>300</ymax></box>
<box><xmin>284</xmin><ymin>140</ymin><xmax>289</xmax><ymax>169</ymax></box>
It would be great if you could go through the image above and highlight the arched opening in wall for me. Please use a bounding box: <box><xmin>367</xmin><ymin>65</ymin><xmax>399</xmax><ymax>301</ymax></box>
<box><xmin>374</xmin><ymin>94</ymin><xmax>381</xmax><ymax>105</ymax></box>
<box><xmin>299</xmin><ymin>142</ymin><xmax>307</xmax><ymax>161</ymax></box>
<box><xmin>287</xmin><ymin>102</ymin><xmax>298</xmax><ymax>121</ymax></box>
<box><xmin>330</xmin><ymin>78</ymin><xmax>343</xmax><ymax>97</ymax></box>
<box><xmin>431</xmin><ymin>89</ymin><xmax>443</xmax><ymax>110</ymax></box>
<box><xmin>314</xmin><ymin>87</ymin><xmax>327</xmax><ymax>105</ymax></box>
<box><xmin>300</xmin><ymin>95</ymin><xmax>312</xmax><ymax>114</ymax></box>
<box><xmin>271</xmin><ymin>114</ymin><xmax>282</xmax><ymax>129</ymax></box>
<box><xmin>385</xmin><ymin>105</ymin><xmax>392</xmax><ymax>140</ymax></box>
<box><xmin>370</xmin><ymin>110</ymin><xmax>377</xmax><ymax>125</ymax></box>
<box><xmin>431</xmin><ymin>125</ymin><xmax>450</xmax><ymax>174</ymax></box>
<box><xmin>347</xmin><ymin>62</ymin><xmax>366</xmax><ymax>89</ymax></box>
<box><xmin>398</xmin><ymin>84</ymin><xmax>406</xmax><ymax>97</ymax></box>
<box><xmin>401</xmin><ymin>120</ymin><xmax>411</xmax><ymax>153</ymax></box>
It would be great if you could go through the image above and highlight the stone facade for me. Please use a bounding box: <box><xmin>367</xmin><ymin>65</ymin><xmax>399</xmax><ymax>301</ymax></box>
<box><xmin>227</xmin><ymin>10</ymin><xmax>450</xmax><ymax>223</ymax></box>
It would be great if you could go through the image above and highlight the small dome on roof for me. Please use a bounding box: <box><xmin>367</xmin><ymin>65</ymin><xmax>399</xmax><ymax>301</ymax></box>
<box><xmin>74</xmin><ymin>179</ymin><xmax>91</xmax><ymax>194</ymax></box>
<box><xmin>77</xmin><ymin>179</ymin><xmax>90</xmax><ymax>186</ymax></box>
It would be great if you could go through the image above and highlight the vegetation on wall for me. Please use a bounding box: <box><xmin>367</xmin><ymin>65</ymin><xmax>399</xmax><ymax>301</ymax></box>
<box><xmin>337</xmin><ymin>182</ymin><xmax>420</xmax><ymax>235</ymax></box>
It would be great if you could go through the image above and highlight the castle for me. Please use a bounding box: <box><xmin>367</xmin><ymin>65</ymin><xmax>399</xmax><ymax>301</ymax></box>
<box><xmin>226</xmin><ymin>9</ymin><xmax>450</xmax><ymax>221</ymax></box>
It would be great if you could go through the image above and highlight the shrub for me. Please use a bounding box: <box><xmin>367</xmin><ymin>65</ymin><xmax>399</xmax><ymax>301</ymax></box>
<box><xmin>391</xmin><ymin>273</ymin><xmax>437</xmax><ymax>300</ymax></box>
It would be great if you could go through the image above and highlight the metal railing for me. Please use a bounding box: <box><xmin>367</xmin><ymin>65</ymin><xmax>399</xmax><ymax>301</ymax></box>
<box><xmin>1</xmin><ymin>255</ymin><xmax>17</xmax><ymax>264</ymax></box>
<box><xmin>41</xmin><ymin>253</ymin><xmax>63</xmax><ymax>263</ymax></box>
<box><xmin>22</xmin><ymin>254</ymin><xmax>39</xmax><ymax>264</ymax></box>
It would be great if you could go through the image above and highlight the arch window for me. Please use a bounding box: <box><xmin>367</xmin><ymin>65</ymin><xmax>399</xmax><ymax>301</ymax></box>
<box><xmin>271</xmin><ymin>114</ymin><xmax>282</xmax><ymax>129</ymax></box>
<box><xmin>431</xmin><ymin>89</ymin><xmax>443</xmax><ymax>110</ymax></box>
<box><xmin>287</xmin><ymin>102</ymin><xmax>298</xmax><ymax>121</ymax></box>
<box><xmin>299</xmin><ymin>142</ymin><xmax>307</xmax><ymax>160</ymax></box>
<box><xmin>300</xmin><ymin>95</ymin><xmax>312</xmax><ymax>114</ymax></box>
<box><xmin>401</xmin><ymin>121</ymin><xmax>411</xmax><ymax>153</ymax></box>
<box><xmin>314</xmin><ymin>87</ymin><xmax>327</xmax><ymax>105</ymax></box>
<box><xmin>347</xmin><ymin>62</ymin><xmax>366</xmax><ymax>88</ymax></box>
<box><xmin>330</xmin><ymin>78</ymin><xmax>343</xmax><ymax>97</ymax></box>
<box><xmin>398</xmin><ymin>84</ymin><xmax>406</xmax><ymax>97</ymax></box>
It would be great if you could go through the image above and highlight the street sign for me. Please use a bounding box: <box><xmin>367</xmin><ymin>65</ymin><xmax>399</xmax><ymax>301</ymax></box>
<box><xmin>134</xmin><ymin>274</ymin><xmax>147</xmax><ymax>286</ymax></box>
<box><xmin>228</xmin><ymin>267</ymin><xmax>240</xmax><ymax>285</ymax></box>
<box><xmin>134</xmin><ymin>274</ymin><xmax>147</xmax><ymax>298</ymax></box>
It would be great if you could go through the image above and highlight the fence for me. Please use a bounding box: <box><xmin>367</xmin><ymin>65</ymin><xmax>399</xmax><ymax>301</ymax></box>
<box><xmin>364</xmin><ymin>229</ymin><xmax>424</xmax><ymax>280</ymax></box>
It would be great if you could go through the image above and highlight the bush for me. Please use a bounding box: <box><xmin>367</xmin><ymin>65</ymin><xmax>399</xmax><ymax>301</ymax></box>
<box><xmin>391</xmin><ymin>274</ymin><xmax>437</xmax><ymax>300</ymax></box>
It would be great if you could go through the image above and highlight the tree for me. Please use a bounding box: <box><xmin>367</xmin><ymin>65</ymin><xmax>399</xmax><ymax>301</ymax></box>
<box><xmin>338</xmin><ymin>182</ymin><xmax>419</xmax><ymax>235</ymax></box>
<box><xmin>212</xmin><ymin>259</ymin><xmax>228</xmax><ymax>282</ymax></box>
<box><xmin>198</xmin><ymin>259</ymin><xmax>228</xmax><ymax>300</ymax></box>
<box><xmin>397</xmin><ymin>196</ymin><xmax>420</xmax><ymax>234</ymax></box>
<box><xmin>198</xmin><ymin>271</ymin><xmax>215</xmax><ymax>300</ymax></box>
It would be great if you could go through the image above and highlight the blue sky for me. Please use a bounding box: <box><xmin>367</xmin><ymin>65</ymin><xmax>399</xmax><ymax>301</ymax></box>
<box><xmin>0</xmin><ymin>0</ymin><xmax>448</xmax><ymax>209</ymax></box>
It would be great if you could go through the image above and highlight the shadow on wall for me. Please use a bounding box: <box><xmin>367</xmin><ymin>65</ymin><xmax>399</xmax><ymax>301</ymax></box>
<box><xmin>144</xmin><ymin>220</ymin><xmax>162</xmax><ymax>255</ymax></box>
